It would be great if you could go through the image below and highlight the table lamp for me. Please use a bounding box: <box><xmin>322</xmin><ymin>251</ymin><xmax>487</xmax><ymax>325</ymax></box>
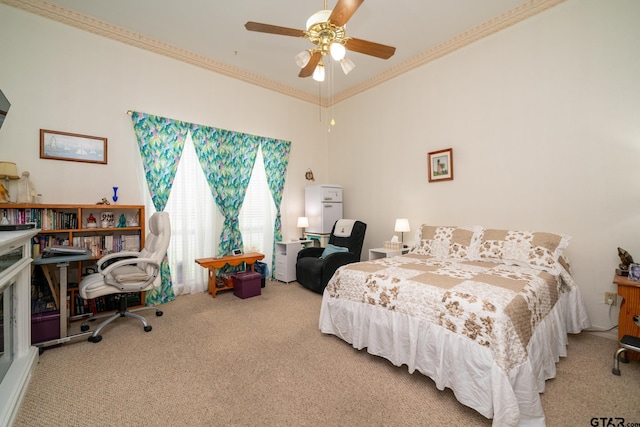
<box><xmin>297</xmin><ymin>216</ymin><xmax>309</xmax><ymax>239</ymax></box>
<box><xmin>394</xmin><ymin>218</ymin><xmax>410</xmax><ymax>245</ymax></box>
<box><xmin>0</xmin><ymin>161</ymin><xmax>19</xmax><ymax>203</ymax></box>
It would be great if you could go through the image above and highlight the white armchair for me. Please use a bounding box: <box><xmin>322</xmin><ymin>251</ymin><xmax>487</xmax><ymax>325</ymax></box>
<box><xmin>79</xmin><ymin>211</ymin><xmax>171</xmax><ymax>343</ymax></box>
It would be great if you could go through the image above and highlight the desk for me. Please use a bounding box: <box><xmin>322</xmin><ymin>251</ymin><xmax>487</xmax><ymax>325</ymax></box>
<box><xmin>195</xmin><ymin>252</ymin><xmax>265</xmax><ymax>298</ymax></box>
<box><xmin>613</xmin><ymin>274</ymin><xmax>640</xmax><ymax>362</ymax></box>
<box><xmin>32</xmin><ymin>250</ymin><xmax>92</xmax><ymax>347</ymax></box>
<box><xmin>304</xmin><ymin>232</ymin><xmax>330</xmax><ymax>248</ymax></box>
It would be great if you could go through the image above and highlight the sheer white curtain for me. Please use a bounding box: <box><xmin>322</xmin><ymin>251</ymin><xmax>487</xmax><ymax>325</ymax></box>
<box><xmin>239</xmin><ymin>147</ymin><xmax>276</xmax><ymax>273</ymax></box>
<box><xmin>141</xmin><ymin>133</ymin><xmax>274</xmax><ymax>295</ymax></box>
<box><xmin>162</xmin><ymin>133</ymin><xmax>219</xmax><ymax>295</ymax></box>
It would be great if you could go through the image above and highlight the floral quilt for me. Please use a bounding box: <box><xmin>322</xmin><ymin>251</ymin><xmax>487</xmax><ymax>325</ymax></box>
<box><xmin>325</xmin><ymin>253</ymin><xmax>574</xmax><ymax>373</ymax></box>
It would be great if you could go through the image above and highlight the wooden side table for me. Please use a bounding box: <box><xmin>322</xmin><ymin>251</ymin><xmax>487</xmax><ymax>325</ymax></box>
<box><xmin>613</xmin><ymin>274</ymin><xmax>640</xmax><ymax>361</ymax></box>
<box><xmin>196</xmin><ymin>252</ymin><xmax>265</xmax><ymax>298</ymax></box>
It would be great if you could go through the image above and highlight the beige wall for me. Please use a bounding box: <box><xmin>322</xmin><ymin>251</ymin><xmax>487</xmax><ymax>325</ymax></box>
<box><xmin>1</xmin><ymin>1</ymin><xmax>639</xmax><ymax>334</ymax></box>
<box><xmin>328</xmin><ymin>0</ymin><xmax>640</xmax><ymax>335</ymax></box>
<box><xmin>0</xmin><ymin>4</ymin><xmax>327</xmax><ymax>236</ymax></box>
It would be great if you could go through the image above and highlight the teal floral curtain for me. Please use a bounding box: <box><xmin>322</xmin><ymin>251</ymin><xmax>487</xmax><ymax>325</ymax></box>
<box><xmin>131</xmin><ymin>111</ymin><xmax>190</xmax><ymax>305</ymax></box>
<box><xmin>190</xmin><ymin>124</ymin><xmax>260</xmax><ymax>256</ymax></box>
<box><xmin>261</xmin><ymin>138</ymin><xmax>291</xmax><ymax>277</ymax></box>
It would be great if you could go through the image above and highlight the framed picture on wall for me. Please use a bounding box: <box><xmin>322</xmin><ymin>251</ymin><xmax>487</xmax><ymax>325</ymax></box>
<box><xmin>40</xmin><ymin>129</ymin><xmax>108</xmax><ymax>164</ymax></box>
<box><xmin>427</xmin><ymin>148</ymin><xmax>453</xmax><ymax>182</ymax></box>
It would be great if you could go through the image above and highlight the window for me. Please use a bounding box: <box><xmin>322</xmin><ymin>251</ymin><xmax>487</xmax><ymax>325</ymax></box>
<box><xmin>149</xmin><ymin>134</ymin><xmax>274</xmax><ymax>295</ymax></box>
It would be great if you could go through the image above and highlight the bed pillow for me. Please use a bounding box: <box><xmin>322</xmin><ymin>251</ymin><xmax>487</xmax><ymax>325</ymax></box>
<box><xmin>409</xmin><ymin>225</ymin><xmax>483</xmax><ymax>260</ymax></box>
<box><xmin>320</xmin><ymin>244</ymin><xmax>349</xmax><ymax>259</ymax></box>
<box><xmin>476</xmin><ymin>228</ymin><xmax>570</xmax><ymax>273</ymax></box>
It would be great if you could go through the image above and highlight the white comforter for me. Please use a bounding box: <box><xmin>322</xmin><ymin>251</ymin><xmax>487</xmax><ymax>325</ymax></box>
<box><xmin>319</xmin><ymin>254</ymin><xmax>591</xmax><ymax>426</ymax></box>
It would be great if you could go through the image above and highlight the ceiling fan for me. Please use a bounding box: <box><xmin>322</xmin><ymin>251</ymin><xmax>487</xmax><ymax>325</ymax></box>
<box><xmin>245</xmin><ymin>0</ymin><xmax>396</xmax><ymax>82</ymax></box>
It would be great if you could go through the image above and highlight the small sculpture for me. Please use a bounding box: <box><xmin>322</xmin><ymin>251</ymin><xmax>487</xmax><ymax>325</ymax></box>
<box><xmin>16</xmin><ymin>171</ymin><xmax>37</xmax><ymax>203</ymax></box>
<box><xmin>87</xmin><ymin>213</ymin><xmax>97</xmax><ymax>228</ymax></box>
<box><xmin>0</xmin><ymin>183</ymin><xmax>9</xmax><ymax>203</ymax></box>
<box><xmin>128</xmin><ymin>212</ymin><xmax>139</xmax><ymax>227</ymax></box>
<box><xmin>618</xmin><ymin>247</ymin><xmax>634</xmax><ymax>273</ymax></box>
<box><xmin>96</xmin><ymin>198</ymin><xmax>111</xmax><ymax>205</ymax></box>
<box><xmin>117</xmin><ymin>213</ymin><xmax>127</xmax><ymax>228</ymax></box>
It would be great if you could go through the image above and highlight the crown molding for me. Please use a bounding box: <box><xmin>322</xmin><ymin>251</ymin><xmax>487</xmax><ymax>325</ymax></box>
<box><xmin>331</xmin><ymin>0</ymin><xmax>565</xmax><ymax>104</ymax></box>
<box><xmin>1</xmin><ymin>0</ymin><xmax>564</xmax><ymax>107</ymax></box>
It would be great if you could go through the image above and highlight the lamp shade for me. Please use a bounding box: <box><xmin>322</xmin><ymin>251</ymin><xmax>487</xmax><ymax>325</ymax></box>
<box><xmin>394</xmin><ymin>218</ymin><xmax>410</xmax><ymax>233</ymax></box>
<box><xmin>294</xmin><ymin>50</ymin><xmax>311</xmax><ymax>68</ymax></box>
<box><xmin>297</xmin><ymin>217</ymin><xmax>309</xmax><ymax>228</ymax></box>
<box><xmin>340</xmin><ymin>56</ymin><xmax>355</xmax><ymax>75</ymax></box>
<box><xmin>0</xmin><ymin>161</ymin><xmax>19</xmax><ymax>180</ymax></box>
<box><xmin>312</xmin><ymin>62</ymin><xmax>325</xmax><ymax>82</ymax></box>
<box><xmin>330</xmin><ymin>42</ymin><xmax>346</xmax><ymax>61</ymax></box>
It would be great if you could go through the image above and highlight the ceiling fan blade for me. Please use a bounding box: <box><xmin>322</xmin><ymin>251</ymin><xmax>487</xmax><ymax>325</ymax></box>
<box><xmin>328</xmin><ymin>0</ymin><xmax>364</xmax><ymax>27</ymax></box>
<box><xmin>244</xmin><ymin>22</ymin><xmax>305</xmax><ymax>37</ymax></box>
<box><xmin>298</xmin><ymin>51</ymin><xmax>322</xmax><ymax>78</ymax></box>
<box><xmin>345</xmin><ymin>37</ymin><xmax>396</xmax><ymax>59</ymax></box>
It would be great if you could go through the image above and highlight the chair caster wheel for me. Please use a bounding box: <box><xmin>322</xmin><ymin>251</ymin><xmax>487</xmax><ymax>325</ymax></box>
<box><xmin>88</xmin><ymin>335</ymin><xmax>102</xmax><ymax>343</ymax></box>
<box><xmin>144</xmin><ymin>325</ymin><xmax>152</xmax><ymax>332</ymax></box>
<box><xmin>80</xmin><ymin>324</ymin><xmax>90</xmax><ymax>332</ymax></box>
<box><xmin>156</xmin><ymin>311</ymin><xmax>163</xmax><ymax>317</ymax></box>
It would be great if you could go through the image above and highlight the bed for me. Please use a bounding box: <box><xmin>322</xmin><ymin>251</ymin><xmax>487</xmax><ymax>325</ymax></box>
<box><xmin>319</xmin><ymin>225</ymin><xmax>591</xmax><ymax>426</ymax></box>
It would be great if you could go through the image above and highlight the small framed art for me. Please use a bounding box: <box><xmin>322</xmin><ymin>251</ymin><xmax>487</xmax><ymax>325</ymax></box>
<box><xmin>40</xmin><ymin>129</ymin><xmax>108</xmax><ymax>164</ymax></box>
<box><xmin>628</xmin><ymin>263</ymin><xmax>640</xmax><ymax>282</ymax></box>
<box><xmin>427</xmin><ymin>148</ymin><xmax>453</xmax><ymax>182</ymax></box>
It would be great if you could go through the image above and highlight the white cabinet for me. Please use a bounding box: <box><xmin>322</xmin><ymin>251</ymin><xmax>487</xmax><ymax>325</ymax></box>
<box><xmin>0</xmin><ymin>228</ymin><xmax>39</xmax><ymax>426</ymax></box>
<box><xmin>275</xmin><ymin>240</ymin><xmax>312</xmax><ymax>283</ymax></box>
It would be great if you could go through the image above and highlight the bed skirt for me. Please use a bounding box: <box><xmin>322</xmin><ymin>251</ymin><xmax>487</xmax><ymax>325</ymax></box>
<box><xmin>319</xmin><ymin>283</ymin><xmax>591</xmax><ymax>426</ymax></box>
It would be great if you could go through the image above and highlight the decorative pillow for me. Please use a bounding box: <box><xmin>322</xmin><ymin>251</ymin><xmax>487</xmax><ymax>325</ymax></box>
<box><xmin>409</xmin><ymin>225</ymin><xmax>483</xmax><ymax>260</ymax></box>
<box><xmin>476</xmin><ymin>229</ymin><xmax>570</xmax><ymax>273</ymax></box>
<box><xmin>320</xmin><ymin>243</ymin><xmax>349</xmax><ymax>259</ymax></box>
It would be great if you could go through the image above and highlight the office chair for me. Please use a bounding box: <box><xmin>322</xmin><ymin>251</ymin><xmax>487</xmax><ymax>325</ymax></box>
<box><xmin>296</xmin><ymin>219</ymin><xmax>366</xmax><ymax>294</ymax></box>
<box><xmin>78</xmin><ymin>211</ymin><xmax>171</xmax><ymax>343</ymax></box>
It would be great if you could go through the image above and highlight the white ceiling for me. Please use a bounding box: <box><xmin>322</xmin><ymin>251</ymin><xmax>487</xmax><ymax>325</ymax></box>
<box><xmin>8</xmin><ymin>0</ymin><xmax>560</xmax><ymax>104</ymax></box>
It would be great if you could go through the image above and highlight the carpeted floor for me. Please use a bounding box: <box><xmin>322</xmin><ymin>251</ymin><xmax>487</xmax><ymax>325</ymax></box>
<box><xmin>14</xmin><ymin>281</ymin><xmax>640</xmax><ymax>426</ymax></box>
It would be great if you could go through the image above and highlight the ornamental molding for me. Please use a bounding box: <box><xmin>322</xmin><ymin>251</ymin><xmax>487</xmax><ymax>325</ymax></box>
<box><xmin>1</xmin><ymin>0</ymin><xmax>564</xmax><ymax>107</ymax></box>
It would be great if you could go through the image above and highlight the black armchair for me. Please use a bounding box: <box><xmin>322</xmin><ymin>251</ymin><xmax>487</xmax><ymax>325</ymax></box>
<box><xmin>296</xmin><ymin>220</ymin><xmax>367</xmax><ymax>294</ymax></box>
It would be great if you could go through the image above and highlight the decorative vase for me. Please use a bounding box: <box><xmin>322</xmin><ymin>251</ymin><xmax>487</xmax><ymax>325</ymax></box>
<box><xmin>112</xmin><ymin>187</ymin><xmax>119</xmax><ymax>204</ymax></box>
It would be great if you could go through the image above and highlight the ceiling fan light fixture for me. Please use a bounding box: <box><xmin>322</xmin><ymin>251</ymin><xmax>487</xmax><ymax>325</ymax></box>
<box><xmin>330</xmin><ymin>42</ymin><xmax>346</xmax><ymax>61</ymax></box>
<box><xmin>340</xmin><ymin>56</ymin><xmax>355</xmax><ymax>75</ymax></box>
<box><xmin>312</xmin><ymin>61</ymin><xmax>325</xmax><ymax>82</ymax></box>
<box><xmin>306</xmin><ymin>10</ymin><xmax>331</xmax><ymax>30</ymax></box>
<box><xmin>294</xmin><ymin>49</ymin><xmax>312</xmax><ymax>68</ymax></box>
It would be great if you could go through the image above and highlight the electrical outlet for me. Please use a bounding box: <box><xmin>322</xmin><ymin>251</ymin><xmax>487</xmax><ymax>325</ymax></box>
<box><xmin>605</xmin><ymin>292</ymin><xmax>617</xmax><ymax>306</ymax></box>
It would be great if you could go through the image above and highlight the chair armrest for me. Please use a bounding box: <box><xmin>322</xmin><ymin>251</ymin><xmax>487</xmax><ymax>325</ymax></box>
<box><xmin>100</xmin><ymin>257</ymin><xmax>159</xmax><ymax>276</ymax></box>
<box><xmin>322</xmin><ymin>251</ymin><xmax>359</xmax><ymax>273</ymax></box>
<box><xmin>97</xmin><ymin>251</ymin><xmax>141</xmax><ymax>272</ymax></box>
<box><xmin>297</xmin><ymin>247</ymin><xmax>324</xmax><ymax>261</ymax></box>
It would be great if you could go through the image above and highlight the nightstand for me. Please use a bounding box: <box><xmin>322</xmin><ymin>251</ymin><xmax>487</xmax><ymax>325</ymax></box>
<box><xmin>275</xmin><ymin>240</ymin><xmax>313</xmax><ymax>282</ymax></box>
<box><xmin>613</xmin><ymin>274</ymin><xmax>640</xmax><ymax>362</ymax></box>
<box><xmin>368</xmin><ymin>247</ymin><xmax>410</xmax><ymax>260</ymax></box>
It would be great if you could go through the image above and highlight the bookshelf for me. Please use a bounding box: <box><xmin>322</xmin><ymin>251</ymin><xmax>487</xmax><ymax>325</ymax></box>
<box><xmin>1</xmin><ymin>203</ymin><xmax>146</xmax><ymax>320</ymax></box>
